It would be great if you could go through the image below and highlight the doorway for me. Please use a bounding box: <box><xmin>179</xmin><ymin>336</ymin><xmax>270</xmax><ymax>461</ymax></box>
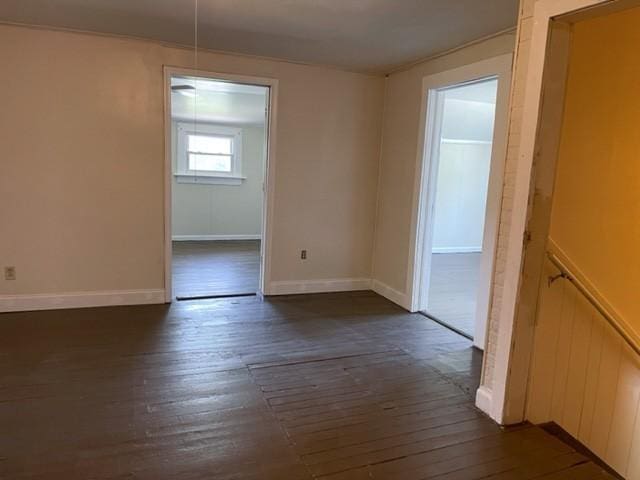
<box><xmin>410</xmin><ymin>55</ymin><xmax>512</xmax><ymax>349</ymax></box>
<box><xmin>515</xmin><ymin>3</ymin><xmax>640</xmax><ymax>467</ymax></box>
<box><xmin>163</xmin><ymin>68</ymin><xmax>277</xmax><ymax>301</ymax></box>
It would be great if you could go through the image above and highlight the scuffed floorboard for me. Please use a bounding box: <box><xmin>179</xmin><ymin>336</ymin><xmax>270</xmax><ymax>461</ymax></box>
<box><xmin>0</xmin><ymin>292</ymin><xmax>613</xmax><ymax>479</ymax></box>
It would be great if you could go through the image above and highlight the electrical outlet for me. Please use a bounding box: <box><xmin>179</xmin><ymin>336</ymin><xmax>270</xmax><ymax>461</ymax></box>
<box><xmin>300</xmin><ymin>250</ymin><xmax>307</xmax><ymax>260</ymax></box>
<box><xmin>4</xmin><ymin>266</ymin><xmax>16</xmax><ymax>280</ymax></box>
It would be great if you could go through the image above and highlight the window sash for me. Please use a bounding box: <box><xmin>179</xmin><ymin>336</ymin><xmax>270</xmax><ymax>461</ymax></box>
<box><xmin>175</xmin><ymin>123</ymin><xmax>243</xmax><ymax>179</ymax></box>
<box><xmin>187</xmin><ymin>134</ymin><xmax>234</xmax><ymax>156</ymax></box>
<box><xmin>187</xmin><ymin>153</ymin><xmax>233</xmax><ymax>173</ymax></box>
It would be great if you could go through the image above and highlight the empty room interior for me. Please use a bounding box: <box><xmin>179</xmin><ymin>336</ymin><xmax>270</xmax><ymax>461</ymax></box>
<box><xmin>1</xmin><ymin>1</ymin><xmax>639</xmax><ymax>479</ymax></box>
<box><xmin>170</xmin><ymin>74</ymin><xmax>268</xmax><ymax>299</ymax></box>
<box><xmin>419</xmin><ymin>77</ymin><xmax>504</xmax><ymax>345</ymax></box>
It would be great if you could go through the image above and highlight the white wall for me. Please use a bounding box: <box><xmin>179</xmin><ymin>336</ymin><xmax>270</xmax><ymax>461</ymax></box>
<box><xmin>441</xmin><ymin>98</ymin><xmax>497</xmax><ymax>141</ymax></box>
<box><xmin>432</xmin><ymin>141</ymin><xmax>492</xmax><ymax>253</ymax></box>
<box><xmin>171</xmin><ymin>122</ymin><xmax>265</xmax><ymax>239</ymax></box>
<box><xmin>431</xmin><ymin>95</ymin><xmax>496</xmax><ymax>253</ymax></box>
<box><xmin>0</xmin><ymin>24</ymin><xmax>384</xmax><ymax>305</ymax></box>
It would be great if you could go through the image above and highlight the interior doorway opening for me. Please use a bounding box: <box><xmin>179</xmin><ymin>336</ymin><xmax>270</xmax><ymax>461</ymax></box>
<box><xmin>410</xmin><ymin>55</ymin><xmax>512</xmax><ymax>350</ymax></box>
<box><xmin>424</xmin><ymin>78</ymin><xmax>498</xmax><ymax>341</ymax></box>
<box><xmin>164</xmin><ymin>70</ymin><xmax>273</xmax><ymax>301</ymax></box>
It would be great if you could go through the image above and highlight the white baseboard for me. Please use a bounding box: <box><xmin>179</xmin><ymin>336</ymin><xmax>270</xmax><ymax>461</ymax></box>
<box><xmin>475</xmin><ymin>386</ymin><xmax>493</xmax><ymax>417</ymax></box>
<box><xmin>0</xmin><ymin>289</ymin><xmax>166</xmax><ymax>313</ymax></box>
<box><xmin>172</xmin><ymin>234</ymin><xmax>262</xmax><ymax>241</ymax></box>
<box><xmin>371</xmin><ymin>279</ymin><xmax>411</xmax><ymax>310</ymax></box>
<box><xmin>432</xmin><ymin>246</ymin><xmax>482</xmax><ymax>254</ymax></box>
<box><xmin>265</xmin><ymin>278</ymin><xmax>371</xmax><ymax>296</ymax></box>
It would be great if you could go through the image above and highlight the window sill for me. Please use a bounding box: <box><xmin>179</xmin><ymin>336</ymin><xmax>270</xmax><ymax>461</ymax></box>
<box><xmin>174</xmin><ymin>174</ymin><xmax>246</xmax><ymax>186</ymax></box>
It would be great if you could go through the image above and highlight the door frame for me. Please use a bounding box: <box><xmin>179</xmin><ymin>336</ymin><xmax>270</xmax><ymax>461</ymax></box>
<box><xmin>483</xmin><ymin>0</ymin><xmax>631</xmax><ymax>425</ymax></box>
<box><xmin>407</xmin><ymin>54</ymin><xmax>513</xmax><ymax>350</ymax></box>
<box><xmin>162</xmin><ymin>66</ymin><xmax>279</xmax><ymax>301</ymax></box>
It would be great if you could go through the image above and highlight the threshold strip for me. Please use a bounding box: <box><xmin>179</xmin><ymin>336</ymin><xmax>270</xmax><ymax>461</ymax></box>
<box><xmin>418</xmin><ymin>311</ymin><xmax>474</xmax><ymax>341</ymax></box>
<box><xmin>176</xmin><ymin>292</ymin><xmax>257</xmax><ymax>301</ymax></box>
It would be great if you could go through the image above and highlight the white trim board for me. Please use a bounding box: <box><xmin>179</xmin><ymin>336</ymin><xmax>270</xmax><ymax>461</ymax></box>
<box><xmin>371</xmin><ymin>279</ymin><xmax>412</xmax><ymax>311</ymax></box>
<box><xmin>475</xmin><ymin>386</ymin><xmax>493</xmax><ymax>414</ymax></box>
<box><xmin>172</xmin><ymin>234</ymin><xmax>262</xmax><ymax>241</ymax></box>
<box><xmin>267</xmin><ymin>278</ymin><xmax>414</xmax><ymax>311</ymax></box>
<box><xmin>0</xmin><ymin>278</ymin><xmax>410</xmax><ymax>313</ymax></box>
<box><xmin>0</xmin><ymin>280</ymin><xmax>413</xmax><ymax>313</ymax></box>
<box><xmin>266</xmin><ymin>278</ymin><xmax>371</xmax><ymax>296</ymax></box>
<box><xmin>406</xmin><ymin>54</ymin><xmax>512</xmax><ymax>316</ymax></box>
<box><xmin>432</xmin><ymin>246</ymin><xmax>482</xmax><ymax>254</ymax></box>
<box><xmin>0</xmin><ymin>289</ymin><xmax>165</xmax><ymax>313</ymax></box>
<box><xmin>174</xmin><ymin>175</ymin><xmax>245</xmax><ymax>186</ymax></box>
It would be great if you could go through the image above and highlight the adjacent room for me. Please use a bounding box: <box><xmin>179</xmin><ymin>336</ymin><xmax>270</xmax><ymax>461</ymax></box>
<box><xmin>424</xmin><ymin>79</ymin><xmax>499</xmax><ymax>341</ymax></box>
<box><xmin>169</xmin><ymin>74</ymin><xmax>268</xmax><ymax>299</ymax></box>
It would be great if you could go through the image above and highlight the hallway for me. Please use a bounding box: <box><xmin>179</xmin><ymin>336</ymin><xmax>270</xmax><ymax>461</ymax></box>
<box><xmin>0</xmin><ymin>292</ymin><xmax>612</xmax><ymax>479</ymax></box>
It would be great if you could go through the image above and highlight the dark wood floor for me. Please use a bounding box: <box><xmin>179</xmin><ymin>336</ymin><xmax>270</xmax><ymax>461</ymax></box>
<box><xmin>172</xmin><ymin>240</ymin><xmax>260</xmax><ymax>298</ymax></box>
<box><xmin>0</xmin><ymin>292</ymin><xmax>613</xmax><ymax>479</ymax></box>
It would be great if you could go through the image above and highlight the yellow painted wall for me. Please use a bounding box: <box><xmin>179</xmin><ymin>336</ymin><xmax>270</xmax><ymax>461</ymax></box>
<box><xmin>550</xmin><ymin>6</ymin><xmax>640</xmax><ymax>335</ymax></box>
<box><xmin>527</xmin><ymin>7</ymin><xmax>640</xmax><ymax>478</ymax></box>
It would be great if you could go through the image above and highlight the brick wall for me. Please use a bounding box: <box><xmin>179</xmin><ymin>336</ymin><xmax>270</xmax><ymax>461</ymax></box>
<box><xmin>483</xmin><ymin>0</ymin><xmax>535</xmax><ymax>390</ymax></box>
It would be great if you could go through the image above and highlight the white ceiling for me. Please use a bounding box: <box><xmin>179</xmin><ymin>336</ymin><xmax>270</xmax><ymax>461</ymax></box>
<box><xmin>0</xmin><ymin>0</ymin><xmax>519</xmax><ymax>73</ymax></box>
<box><xmin>171</xmin><ymin>76</ymin><xmax>267</xmax><ymax>125</ymax></box>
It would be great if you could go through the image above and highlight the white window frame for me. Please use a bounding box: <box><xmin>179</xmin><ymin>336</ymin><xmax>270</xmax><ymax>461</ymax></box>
<box><xmin>174</xmin><ymin>123</ymin><xmax>244</xmax><ymax>185</ymax></box>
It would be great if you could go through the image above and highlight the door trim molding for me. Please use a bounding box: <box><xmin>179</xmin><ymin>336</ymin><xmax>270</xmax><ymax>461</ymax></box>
<box><xmin>163</xmin><ymin>67</ymin><xmax>279</xmax><ymax>303</ymax></box>
<box><xmin>405</xmin><ymin>54</ymin><xmax>513</xmax><ymax>344</ymax></box>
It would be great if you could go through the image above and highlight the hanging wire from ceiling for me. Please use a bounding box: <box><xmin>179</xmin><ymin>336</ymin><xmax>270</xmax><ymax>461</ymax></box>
<box><xmin>193</xmin><ymin>0</ymin><xmax>199</xmax><ymax>179</ymax></box>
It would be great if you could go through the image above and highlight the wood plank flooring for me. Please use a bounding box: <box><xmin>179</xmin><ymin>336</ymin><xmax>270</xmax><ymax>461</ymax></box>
<box><xmin>0</xmin><ymin>292</ymin><xmax>613</xmax><ymax>479</ymax></box>
<box><xmin>172</xmin><ymin>240</ymin><xmax>260</xmax><ymax>298</ymax></box>
<box><xmin>428</xmin><ymin>253</ymin><xmax>482</xmax><ymax>338</ymax></box>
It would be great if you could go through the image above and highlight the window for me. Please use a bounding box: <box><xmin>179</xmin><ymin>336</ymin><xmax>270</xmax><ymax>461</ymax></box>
<box><xmin>188</xmin><ymin>134</ymin><xmax>233</xmax><ymax>173</ymax></box>
<box><xmin>175</xmin><ymin>123</ymin><xmax>244</xmax><ymax>185</ymax></box>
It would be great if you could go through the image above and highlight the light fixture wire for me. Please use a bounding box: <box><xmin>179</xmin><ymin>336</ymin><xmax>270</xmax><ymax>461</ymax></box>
<box><xmin>193</xmin><ymin>0</ymin><xmax>199</xmax><ymax>178</ymax></box>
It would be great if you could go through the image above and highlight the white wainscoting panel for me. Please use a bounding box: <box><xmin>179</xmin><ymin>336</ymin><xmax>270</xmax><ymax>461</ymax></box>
<box><xmin>527</xmin><ymin>259</ymin><xmax>640</xmax><ymax>478</ymax></box>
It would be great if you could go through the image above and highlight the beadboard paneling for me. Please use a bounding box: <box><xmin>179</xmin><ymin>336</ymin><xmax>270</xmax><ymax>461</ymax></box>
<box><xmin>527</xmin><ymin>258</ymin><xmax>640</xmax><ymax>478</ymax></box>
